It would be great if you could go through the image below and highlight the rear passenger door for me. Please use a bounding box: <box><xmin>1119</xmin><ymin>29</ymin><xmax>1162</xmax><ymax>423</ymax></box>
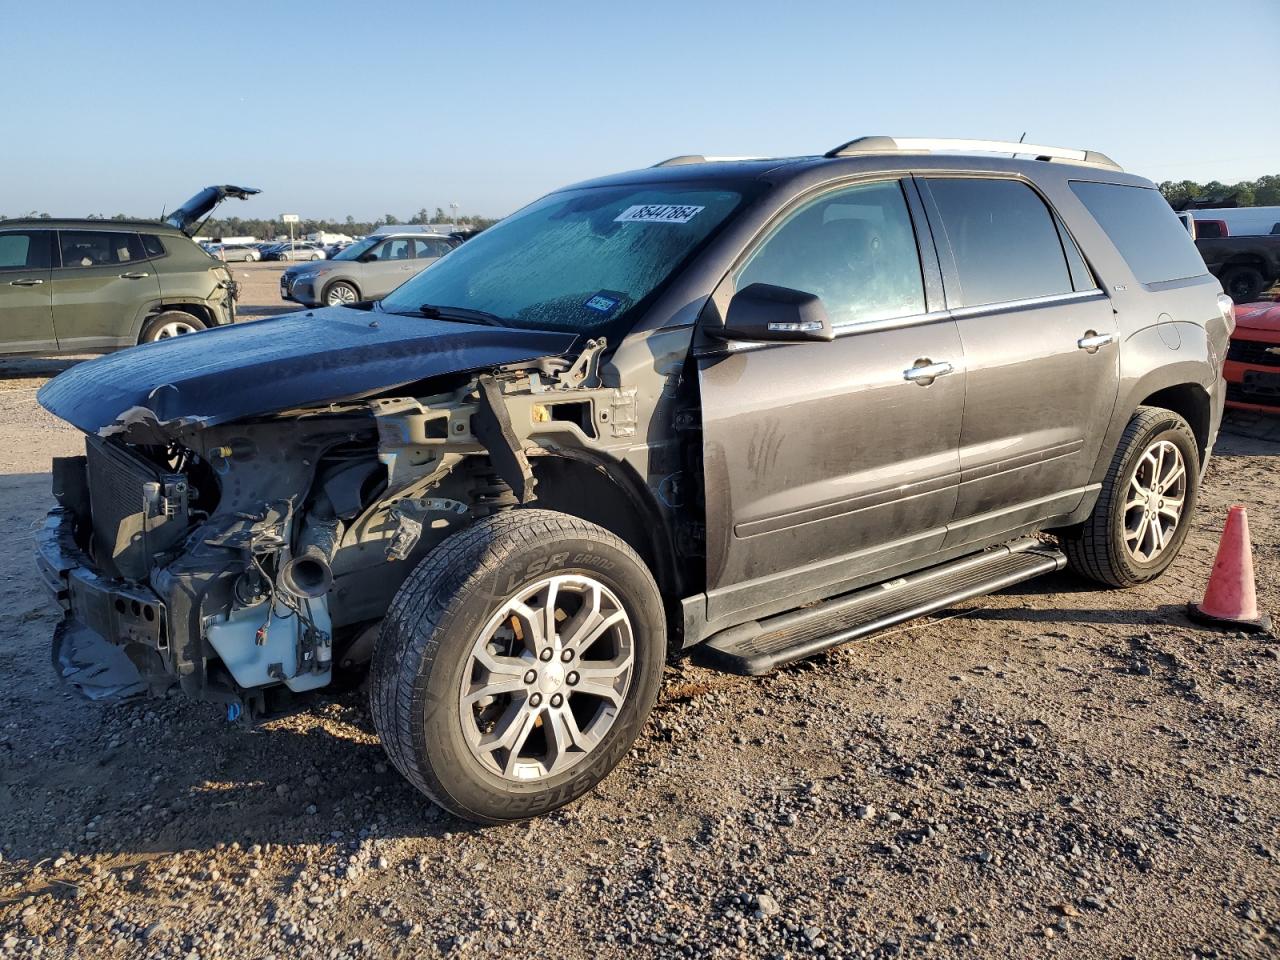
<box><xmin>0</xmin><ymin>229</ymin><xmax>56</xmax><ymax>353</ymax></box>
<box><xmin>697</xmin><ymin>178</ymin><xmax>965</xmax><ymax>624</ymax></box>
<box><xmin>916</xmin><ymin>176</ymin><xmax>1119</xmax><ymax>548</ymax></box>
<box><xmin>51</xmin><ymin>230</ymin><xmax>161</xmax><ymax>350</ymax></box>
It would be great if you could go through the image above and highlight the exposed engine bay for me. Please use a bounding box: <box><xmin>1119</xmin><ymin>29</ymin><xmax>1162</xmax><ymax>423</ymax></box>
<box><xmin>37</xmin><ymin>334</ymin><xmax>697</xmax><ymax>718</ymax></box>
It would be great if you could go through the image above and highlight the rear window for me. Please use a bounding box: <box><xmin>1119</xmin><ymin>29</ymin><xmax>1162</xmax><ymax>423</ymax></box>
<box><xmin>926</xmin><ymin>178</ymin><xmax>1075</xmax><ymax>307</ymax></box>
<box><xmin>1070</xmin><ymin>182</ymin><xmax>1208</xmax><ymax>284</ymax></box>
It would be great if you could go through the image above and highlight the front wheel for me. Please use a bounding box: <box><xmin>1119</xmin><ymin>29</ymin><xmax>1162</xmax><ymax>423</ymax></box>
<box><xmin>370</xmin><ymin>510</ymin><xmax>665</xmax><ymax>824</ymax></box>
<box><xmin>1060</xmin><ymin>406</ymin><xmax>1199</xmax><ymax>587</ymax></box>
<box><xmin>324</xmin><ymin>281</ymin><xmax>359</xmax><ymax>306</ymax></box>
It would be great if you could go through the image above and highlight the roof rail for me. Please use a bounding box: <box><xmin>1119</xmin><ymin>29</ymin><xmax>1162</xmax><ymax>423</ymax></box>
<box><xmin>651</xmin><ymin>155</ymin><xmax>764</xmax><ymax>167</ymax></box>
<box><xmin>824</xmin><ymin>136</ymin><xmax>1122</xmax><ymax>171</ymax></box>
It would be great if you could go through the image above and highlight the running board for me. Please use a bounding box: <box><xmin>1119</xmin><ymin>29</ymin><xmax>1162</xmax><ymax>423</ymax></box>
<box><xmin>696</xmin><ymin>539</ymin><xmax>1066</xmax><ymax>676</ymax></box>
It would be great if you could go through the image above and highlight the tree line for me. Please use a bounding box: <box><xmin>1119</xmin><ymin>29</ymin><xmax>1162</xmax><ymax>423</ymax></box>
<box><xmin>1159</xmin><ymin>174</ymin><xmax>1280</xmax><ymax>208</ymax></box>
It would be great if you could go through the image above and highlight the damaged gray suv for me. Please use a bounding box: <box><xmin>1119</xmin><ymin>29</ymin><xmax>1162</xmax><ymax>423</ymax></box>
<box><xmin>36</xmin><ymin>137</ymin><xmax>1231</xmax><ymax>823</ymax></box>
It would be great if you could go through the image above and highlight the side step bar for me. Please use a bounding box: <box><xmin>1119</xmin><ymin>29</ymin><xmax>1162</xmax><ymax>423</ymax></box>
<box><xmin>696</xmin><ymin>539</ymin><xmax>1066</xmax><ymax>676</ymax></box>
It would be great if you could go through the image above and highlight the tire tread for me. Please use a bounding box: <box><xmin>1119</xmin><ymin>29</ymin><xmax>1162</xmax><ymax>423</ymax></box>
<box><xmin>369</xmin><ymin>509</ymin><xmax>656</xmax><ymax>821</ymax></box>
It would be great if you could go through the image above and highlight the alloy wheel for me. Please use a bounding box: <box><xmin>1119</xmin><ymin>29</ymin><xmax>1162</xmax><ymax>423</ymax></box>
<box><xmin>1123</xmin><ymin>439</ymin><xmax>1187</xmax><ymax>563</ymax></box>
<box><xmin>457</xmin><ymin>574</ymin><xmax>634</xmax><ymax>782</ymax></box>
<box><xmin>155</xmin><ymin>319</ymin><xmax>197</xmax><ymax>339</ymax></box>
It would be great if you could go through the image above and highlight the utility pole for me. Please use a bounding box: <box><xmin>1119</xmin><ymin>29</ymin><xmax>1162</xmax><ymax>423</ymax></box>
<box><xmin>449</xmin><ymin>202</ymin><xmax>459</xmax><ymax>230</ymax></box>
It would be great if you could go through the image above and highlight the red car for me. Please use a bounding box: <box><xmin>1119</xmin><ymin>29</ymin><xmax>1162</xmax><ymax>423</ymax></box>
<box><xmin>1227</xmin><ymin>301</ymin><xmax>1280</xmax><ymax>412</ymax></box>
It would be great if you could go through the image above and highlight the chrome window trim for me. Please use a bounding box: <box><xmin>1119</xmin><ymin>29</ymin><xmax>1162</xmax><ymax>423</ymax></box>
<box><xmin>947</xmin><ymin>288</ymin><xmax>1107</xmax><ymax>321</ymax></box>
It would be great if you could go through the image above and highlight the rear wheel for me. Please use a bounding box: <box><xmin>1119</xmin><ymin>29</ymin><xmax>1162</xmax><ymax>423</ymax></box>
<box><xmin>139</xmin><ymin>310</ymin><xmax>206</xmax><ymax>343</ymax></box>
<box><xmin>1061</xmin><ymin>406</ymin><xmax>1199</xmax><ymax>587</ymax></box>
<box><xmin>370</xmin><ymin>509</ymin><xmax>665</xmax><ymax>824</ymax></box>
<box><xmin>324</xmin><ymin>281</ymin><xmax>359</xmax><ymax>306</ymax></box>
<box><xmin>1221</xmin><ymin>265</ymin><xmax>1266</xmax><ymax>303</ymax></box>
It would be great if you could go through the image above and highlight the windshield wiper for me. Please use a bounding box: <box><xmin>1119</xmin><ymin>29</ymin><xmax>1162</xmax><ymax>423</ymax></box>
<box><xmin>416</xmin><ymin>303</ymin><xmax>508</xmax><ymax>326</ymax></box>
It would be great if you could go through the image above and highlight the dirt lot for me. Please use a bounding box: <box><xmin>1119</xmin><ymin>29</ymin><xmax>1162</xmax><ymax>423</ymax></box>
<box><xmin>1</xmin><ymin>290</ymin><xmax>1278</xmax><ymax>958</ymax></box>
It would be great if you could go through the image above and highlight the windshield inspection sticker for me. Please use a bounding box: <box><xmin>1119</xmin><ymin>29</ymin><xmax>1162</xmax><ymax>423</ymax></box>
<box><xmin>584</xmin><ymin>293</ymin><xmax>621</xmax><ymax>313</ymax></box>
<box><xmin>614</xmin><ymin>204</ymin><xmax>705</xmax><ymax>224</ymax></box>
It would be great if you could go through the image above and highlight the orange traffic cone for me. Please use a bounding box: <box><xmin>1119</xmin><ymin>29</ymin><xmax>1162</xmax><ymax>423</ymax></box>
<box><xmin>1188</xmin><ymin>505</ymin><xmax>1271</xmax><ymax>633</ymax></box>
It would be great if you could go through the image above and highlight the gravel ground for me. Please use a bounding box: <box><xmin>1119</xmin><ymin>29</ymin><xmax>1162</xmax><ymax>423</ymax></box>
<box><xmin>1</xmin><ymin>286</ymin><xmax>1278</xmax><ymax>958</ymax></box>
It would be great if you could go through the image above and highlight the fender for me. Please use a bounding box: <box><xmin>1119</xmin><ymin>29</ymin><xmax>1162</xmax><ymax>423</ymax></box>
<box><xmin>1087</xmin><ymin>321</ymin><xmax>1214</xmax><ymax>485</ymax></box>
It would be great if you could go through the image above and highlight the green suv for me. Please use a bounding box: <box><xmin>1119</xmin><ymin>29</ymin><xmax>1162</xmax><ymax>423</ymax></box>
<box><xmin>0</xmin><ymin>185</ymin><xmax>258</xmax><ymax>355</ymax></box>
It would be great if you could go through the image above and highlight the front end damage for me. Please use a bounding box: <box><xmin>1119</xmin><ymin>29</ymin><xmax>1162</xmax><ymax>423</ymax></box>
<box><xmin>36</xmin><ymin>332</ymin><xmax>679</xmax><ymax>718</ymax></box>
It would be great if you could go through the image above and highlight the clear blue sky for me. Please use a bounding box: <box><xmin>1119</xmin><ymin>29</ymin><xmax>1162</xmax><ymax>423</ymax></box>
<box><xmin>3</xmin><ymin>0</ymin><xmax>1277</xmax><ymax>221</ymax></box>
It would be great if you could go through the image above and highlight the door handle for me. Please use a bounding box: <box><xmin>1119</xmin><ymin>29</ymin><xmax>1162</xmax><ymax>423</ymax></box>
<box><xmin>903</xmin><ymin>360</ymin><xmax>954</xmax><ymax>385</ymax></box>
<box><xmin>9</xmin><ymin>278</ymin><xmax>44</xmax><ymax>286</ymax></box>
<box><xmin>1077</xmin><ymin>331</ymin><xmax>1114</xmax><ymax>352</ymax></box>
<box><xmin>119</xmin><ymin>272</ymin><xmax>150</xmax><ymax>279</ymax></box>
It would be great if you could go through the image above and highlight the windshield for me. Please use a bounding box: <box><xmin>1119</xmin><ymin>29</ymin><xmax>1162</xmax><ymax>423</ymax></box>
<box><xmin>379</xmin><ymin>183</ymin><xmax>751</xmax><ymax>334</ymax></box>
<box><xmin>332</xmin><ymin>236</ymin><xmax>379</xmax><ymax>261</ymax></box>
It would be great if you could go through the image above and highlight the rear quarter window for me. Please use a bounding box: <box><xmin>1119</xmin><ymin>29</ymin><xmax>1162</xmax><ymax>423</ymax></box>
<box><xmin>1069</xmin><ymin>181</ymin><xmax>1208</xmax><ymax>285</ymax></box>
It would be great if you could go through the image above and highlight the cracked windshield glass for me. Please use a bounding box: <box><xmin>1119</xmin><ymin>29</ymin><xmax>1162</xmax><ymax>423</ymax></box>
<box><xmin>379</xmin><ymin>184</ymin><xmax>749</xmax><ymax>333</ymax></box>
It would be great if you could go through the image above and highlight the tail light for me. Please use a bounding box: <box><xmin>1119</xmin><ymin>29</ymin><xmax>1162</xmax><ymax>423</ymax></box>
<box><xmin>1218</xmin><ymin>294</ymin><xmax>1236</xmax><ymax>335</ymax></box>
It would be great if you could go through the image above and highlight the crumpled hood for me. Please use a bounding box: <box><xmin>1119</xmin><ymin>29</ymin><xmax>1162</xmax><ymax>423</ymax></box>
<box><xmin>1234</xmin><ymin>301</ymin><xmax>1280</xmax><ymax>334</ymax></box>
<box><xmin>38</xmin><ymin>307</ymin><xmax>578</xmax><ymax>437</ymax></box>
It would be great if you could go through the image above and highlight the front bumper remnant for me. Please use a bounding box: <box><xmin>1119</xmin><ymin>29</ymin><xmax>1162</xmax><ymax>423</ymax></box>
<box><xmin>37</xmin><ymin>508</ymin><xmax>171</xmax><ymax>702</ymax></box>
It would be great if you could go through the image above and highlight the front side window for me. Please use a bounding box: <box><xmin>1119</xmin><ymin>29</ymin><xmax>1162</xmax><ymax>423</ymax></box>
<box><xmin>0</xmin><ymin>230</ymin><xmax>52</xmax><ymax>271</ymax></box>
<box><xmin>735</xmin><ymin>180</ymin><xmax>926</xmax><ymax>326</ymax></box>
<box><xmin>380</xmin><ymin>183</ymin><xmax>752</xmax><ymax>335</ymax></box>
<box><xmin>378</xmin><ymin>238</ymin><xmax>412</xmax><ymax>261</ymax></box>
<box><xmin>58</xmin><ymin>230</ymin><xmax>146</xmax><ymax>268</ymax></box>
<box><xmin>927</xmin><ymin>178</ymin><xmax>1074</xmax><ymax>307</ymax></box>
<box><xmin>1071</xmin><ymin>181</ymin><xmax>1210</xmax><ymax>285</ymax></box>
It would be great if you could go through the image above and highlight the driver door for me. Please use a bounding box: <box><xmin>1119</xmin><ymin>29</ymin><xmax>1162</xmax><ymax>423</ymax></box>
<box><xmin>696</xmin><ymin>178</ymin><xmax>965</xmax><ymax>625</ymax></box>
<box><xmin>362</xmin><ymin>237</ymin><xmax>417</xmax><ymax>298</ymax></box>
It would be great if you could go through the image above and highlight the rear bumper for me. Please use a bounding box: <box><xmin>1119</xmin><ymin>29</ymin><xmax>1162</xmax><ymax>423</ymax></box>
<box><xmin>37</xmin><ymin>508</ymin><xmax>172</xmax><ymax>701</ymax></box>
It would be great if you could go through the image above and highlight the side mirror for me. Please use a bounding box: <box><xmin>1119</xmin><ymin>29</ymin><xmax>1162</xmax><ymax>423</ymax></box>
<box><xmin>714</xmin><ymin>283</ymin><xmax>833</xmax><ymax>343</ymax></box>
<box><xmin>358</xmin><ymin>253</ymin><xmax>376</xmax><ymax>262</ymax></box>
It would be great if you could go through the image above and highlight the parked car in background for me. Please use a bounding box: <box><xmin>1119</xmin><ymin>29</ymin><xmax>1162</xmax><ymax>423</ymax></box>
<box><xmin>280</xmin><ymin>232</ymin><xmax>457</xmax><ymax>306</ymax></box>
<box><xmin>0</xmin><ymin>184</ymin><xmax>256</xmax><ymax>355</ymax></box>
<box><xmin>210</xmin><ymin>243</ymin><xmax>261</xmax><ymax>263</ymax></box>
<box><xmin>322</xmin><ymin>240</ymin><xmax>352</xmax><ymax>259</ymax></box>
<box><xmin>1191</xmin><ymin>206</ymin><xmax>1280</xmax><ymax>238</ymax></box>
<box><xmin>1195</xmin><ymin>231</ymin><xmax>1280</xmax><ymax>302</ymax></box>
<box><xmin>266</xmin><ymin>241</ymin><xmax>327</xmax><ymax>262</ymax></box>
<box><xmin>1226</xmin><ymin>301</ymin><xmax>1280</xmax><ymax>412</ymax></box>
<box><xmin>35</xmin><ymin>138</ymin><xmax>1228</xmax><ymax>824</ymax></box>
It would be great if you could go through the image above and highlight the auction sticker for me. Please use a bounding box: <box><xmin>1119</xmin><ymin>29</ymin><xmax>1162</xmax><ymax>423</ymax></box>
<box><xmin>614</xmin><ymin>204</ymin><xmax>704</xmax><ymax>224</ymax></box>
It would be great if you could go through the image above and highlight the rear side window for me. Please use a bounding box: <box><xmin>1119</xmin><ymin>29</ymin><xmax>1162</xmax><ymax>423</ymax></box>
<box><xmin>141</xmin><ymin>234</ymin><xmax>166</xmax><ymax>257</ymax></box>
<box><xmin>0</xmin><ymin>230</ymin><xmax>52</xmax><ymax>270</ymax></box>
<box><xmin>1194</xmin><ymin>220</ymin><xmax>1225</xmax><ymax>239</ymax></box>
<box><xmin>926</xmin><ymin>178</ymin><xmax>1074</xmax><ymax>308</ymax></box>
<box><xmin>413</xmin><ymin>238</ymin><xmax>452</xmax><ymax>258</ymax></box>
<box><xmin>1070</xmin><ymin>182</ymin><xmax>1208</xmax><ymax>284</ymax></box>
<box><xmin>59</xmin><ymin>230</ymin><xmax>148</xmax><ymax>268</ymax></box>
